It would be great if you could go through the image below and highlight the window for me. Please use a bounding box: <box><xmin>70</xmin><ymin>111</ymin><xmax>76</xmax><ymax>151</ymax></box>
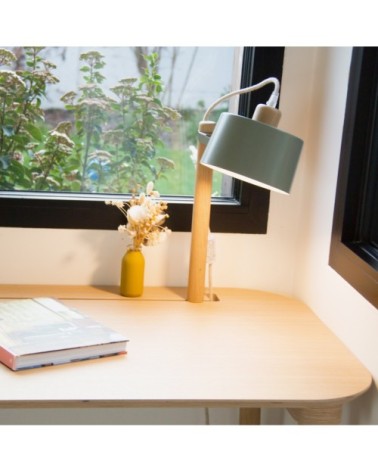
<box><xmin>329</xmin><ymin>47</ymin><xmax>378</xmax><ymax>308</ymax></box>
<box><xmin>0</xmin><ymin>47</ymin><xmax>284</xmax><ymax>233</ymax></box>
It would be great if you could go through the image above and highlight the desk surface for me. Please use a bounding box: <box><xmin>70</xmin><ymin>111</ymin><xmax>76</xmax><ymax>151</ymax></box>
<box><xmin>0</xmin><ymin>285</ymin><xmax>372</xmax><ymax>421</ymax></box>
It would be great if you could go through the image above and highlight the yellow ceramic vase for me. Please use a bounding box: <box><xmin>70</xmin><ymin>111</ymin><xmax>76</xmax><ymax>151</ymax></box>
<box><xmin>120</xmin><ymin>249</ymin><xmax>145</xmax><ymax>297</ymax></box>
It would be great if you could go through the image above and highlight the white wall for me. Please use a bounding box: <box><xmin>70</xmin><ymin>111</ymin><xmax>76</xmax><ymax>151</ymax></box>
<box><xmin>0</xmin><ymin>47</ymin><xmax>377</xmax><ymax>425</ymax></box>
<box><xmin>288</xmin><ymin>47</ymin><xmax>378</xmax><ymax>425</ymax></box>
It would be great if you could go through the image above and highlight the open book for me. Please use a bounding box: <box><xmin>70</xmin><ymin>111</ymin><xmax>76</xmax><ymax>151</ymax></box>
<box><xmin>0</xmin><ymin>298</ymin><xmax>128</xmax><ymax>371</ymax></box>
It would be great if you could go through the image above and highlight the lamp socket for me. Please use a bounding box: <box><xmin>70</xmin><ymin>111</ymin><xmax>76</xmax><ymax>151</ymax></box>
<box><xmin>252</xmin><ymin>104</ymin><xmax>281</xmax><ymax>127</ymax></box>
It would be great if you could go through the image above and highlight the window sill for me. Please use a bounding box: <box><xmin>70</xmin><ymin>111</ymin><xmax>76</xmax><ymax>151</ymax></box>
<box><xmin>0</xmin><ymin>183</ymin><xmax>270</xmax><ymax>233</ymax></box>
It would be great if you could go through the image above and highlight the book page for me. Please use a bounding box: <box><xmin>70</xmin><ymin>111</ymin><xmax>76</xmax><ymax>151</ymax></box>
<box><xmin>0</xmin><ymin>299</ymin><xmax>79</xmax><ymax>348</ymax></box>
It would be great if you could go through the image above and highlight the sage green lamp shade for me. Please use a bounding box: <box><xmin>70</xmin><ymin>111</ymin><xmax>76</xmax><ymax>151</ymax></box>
<box><xmin>200</xmin><ymin>113</ymin><xmax>304</xmax><ymax>194</ymax></box>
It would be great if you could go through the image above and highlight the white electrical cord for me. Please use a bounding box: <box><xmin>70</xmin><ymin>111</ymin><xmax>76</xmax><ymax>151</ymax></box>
<box><xmin>200</xmin><ymin>79</ymin><xmax>280</xmax><ymax>303</ymax></box>
<box><xmin>202</xmin><ymin>77</ymin><xmax>280</xmax><ymax>121</ymax></box>
<box><xmin>206</xmin><ymin>234</ymin><xmax>216</xmax><ymax>301</ymax></box>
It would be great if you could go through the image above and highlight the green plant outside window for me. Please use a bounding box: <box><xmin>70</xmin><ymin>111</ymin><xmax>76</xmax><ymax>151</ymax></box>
<box><xmin>0</xmin><ymin>47</ymin><xmax>235</xmax><ymax>197</ymax></box>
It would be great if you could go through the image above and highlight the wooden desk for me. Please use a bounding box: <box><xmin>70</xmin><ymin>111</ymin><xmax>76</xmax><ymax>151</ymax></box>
<box><xmin>0</xmin><ymin>285</ymin><xmax>372</xmax><ymax>425</ymax></box>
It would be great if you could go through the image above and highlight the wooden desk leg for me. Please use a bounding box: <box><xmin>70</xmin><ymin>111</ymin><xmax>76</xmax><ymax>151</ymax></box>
<box><xmin>239</xmin><ymin>408</ymin><xmax>261</xmax><ymax>425</ymax></box>
<box><xmin>287</xmin><ymin>405</ymin><xmax>342</xmax><ymax>425</ymax></box>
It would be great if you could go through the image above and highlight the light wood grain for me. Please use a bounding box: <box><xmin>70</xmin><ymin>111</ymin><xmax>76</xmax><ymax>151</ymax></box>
<box><xmin>288</xmin><ymin>405</ymin><xmax>343</xmax><ymax>425</ymax></box>
<box><xmin>187</xmin><ymin>121</ymin><xmax>216</xmax><ymax>303</ymax></box>
<box><xmin>0</xmin><ymin>286</ymin><xmax>372</xmax><ymax>424</ymax></box>
<box><xmin>0</xmin><ymin>285</ymin><xmax>187</xmax><ymax>301</ymax></box>
<box><xmin>240</xmin><ymin>408</ymin><xmax>261</xmax><ymax>425</ymax></box>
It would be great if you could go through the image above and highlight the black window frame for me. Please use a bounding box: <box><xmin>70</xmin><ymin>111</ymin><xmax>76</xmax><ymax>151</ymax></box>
<box><xmin>329</xmin><ymin>47</ymin><xmax>378</xmax><ymax>308</ymax></box>
<box><xmin>0</xmin><ymin>47</ymin><xmax>284</xmax><ymax>233</ymax></box>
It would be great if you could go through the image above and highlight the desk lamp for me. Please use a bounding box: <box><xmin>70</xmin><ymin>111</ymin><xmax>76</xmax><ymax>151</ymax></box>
<box><xmin>187</xmin><ymin>77</ymin><xmax>303</xmax><ymax>302</ymax></box>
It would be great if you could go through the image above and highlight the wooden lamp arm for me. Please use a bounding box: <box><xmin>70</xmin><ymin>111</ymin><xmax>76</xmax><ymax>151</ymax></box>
<box><xmin>187</xmin><ymin>121</ymin><xmax>215</xmax><ymax>303</ymax></box>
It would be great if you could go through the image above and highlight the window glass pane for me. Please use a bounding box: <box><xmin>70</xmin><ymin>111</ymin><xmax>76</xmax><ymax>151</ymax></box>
<box><xmin>0</xmin><ymin>46</ymin><xmax>237</xmax><ymax>197</ymax></box>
